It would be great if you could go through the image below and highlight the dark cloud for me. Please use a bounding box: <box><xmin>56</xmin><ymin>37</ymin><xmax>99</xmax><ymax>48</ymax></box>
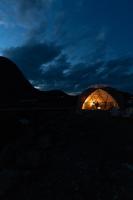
<box><xmin>3</xmin><ymin>38</ymin><xmax>133</xmax><ymax>94</ymax></box>
<box><xmin>34</xmin><ymin>56</ymin><xmax>133</xmax><ymax>94</ymax></box>
<box><xmin>103</xmin><ymin>57</ymin><xmax>133</xmax><ymax>73</ymax></box>
<box><xmin>0</xmin><ymin>0</ymin><xmax>54</xmax><ymax>38</ymax></box>
<box><xmin>4</xmin><ymin>0</ymin><xmax>53</xmax><ymax>20</ymax></box>
<box><xmin>3</xmin><ymin>41</ymin><xmax>61</xmax><ymax>79</ymax></box>
<box><xmin>15</xmin><ymin>0</ymin><xmax>52</xmax><ymax>25</ymax></box>
<box><xmin>95</xmin><ymin>57</ymin><xmax>133</xmax><ymax>93</ymax></box>
<box><xmin>17</xmin><ymin>0</ymin><xmax>50</xmax><ymax>11</ymax></box>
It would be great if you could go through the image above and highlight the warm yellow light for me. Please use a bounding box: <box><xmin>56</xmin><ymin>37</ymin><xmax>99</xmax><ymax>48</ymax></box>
<box><xmin>81</xmin><ymin>89</ymin><xmax>119</xmax><ymax>110</ymax></box>
<box><xmin>90</xmin><ymin>101</ymin><xmax>95</xmax><ymax>106</ymax></box>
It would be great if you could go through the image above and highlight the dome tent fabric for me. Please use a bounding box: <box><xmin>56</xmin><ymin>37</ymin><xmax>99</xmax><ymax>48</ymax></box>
<box><xmin>82</xmin><ymin>89</ymin><xmax>119</xmax><ymax>110</ymax></box>
<box><xmin>78</xmin><ymin>86</ymin><xmax>131</xmax><ymax>111</ymax></box>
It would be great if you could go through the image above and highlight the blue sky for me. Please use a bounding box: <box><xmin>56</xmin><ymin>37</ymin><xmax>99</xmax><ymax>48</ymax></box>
<box><xmin>0</xmin><ymin>0</ymin><xmax>133</xmax><ymax>93</ymax></box>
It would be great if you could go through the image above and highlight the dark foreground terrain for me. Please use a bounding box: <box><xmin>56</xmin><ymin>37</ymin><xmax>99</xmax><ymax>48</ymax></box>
<box><xmin>0</xmin><ymin>110</ymin><xmax>133</xmax><ymax>200</ymax></box>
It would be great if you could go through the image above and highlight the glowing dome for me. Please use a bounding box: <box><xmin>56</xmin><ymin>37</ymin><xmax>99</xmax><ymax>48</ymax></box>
<box><xmin>82</xmin><ymin>89</ymin><xmax>119</xmax><ymax>110</ymax></box>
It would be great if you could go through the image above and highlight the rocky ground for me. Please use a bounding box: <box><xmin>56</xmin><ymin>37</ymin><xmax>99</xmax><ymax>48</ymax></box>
<box><xmin>0</xmin><ymin>110</ymin><xmax>133</xmax><ymax>200</ymax></box>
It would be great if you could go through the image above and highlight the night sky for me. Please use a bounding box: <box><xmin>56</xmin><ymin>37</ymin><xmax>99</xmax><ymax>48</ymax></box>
<box><xmin>0</xmin><ymin>0</ymin><xmax>133</xmax><ymax>94</ymax></box>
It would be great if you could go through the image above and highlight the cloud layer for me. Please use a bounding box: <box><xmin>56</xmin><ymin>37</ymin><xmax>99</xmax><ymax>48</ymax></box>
<box><xmin>4</xmin><ymin>40</ymin><xmax>61</xmax><ymax>79</ymax></box>
<box><xmin>4</xmin><ymin>41</ymin><xmax>133</xmax><ymax>94</ymax></box>
<box><xmin>1</xmin><ymin>0</ymin><xmax>133</xmax><ymax>93</ymax></box>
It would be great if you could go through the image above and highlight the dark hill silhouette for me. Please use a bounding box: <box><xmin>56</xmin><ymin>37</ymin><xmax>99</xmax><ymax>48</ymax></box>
<box><xmin>0</xmin><ymin>56</ymin><xmax>37</xmax><ymax>104</ymax></box>
<box><xmin>37</xmin><ymin>90</ymin><xmax>78</xmax><ymax>109</ymax></box>
<box><xmin>0</xmin><ymin>56</ymin><xmax>78</xmax><ymax>108</ymax></box>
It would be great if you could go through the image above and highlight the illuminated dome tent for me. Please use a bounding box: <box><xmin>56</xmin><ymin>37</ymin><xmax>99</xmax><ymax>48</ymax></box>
<box><xmin>78</xmin><ymin>87</ymin><xmax>129</xmax><ymax>111</ymax></box>
<box><xmin>82</xmin><ymin>88</ymin><xmax>119</xmax><ymax>110</ymax></box>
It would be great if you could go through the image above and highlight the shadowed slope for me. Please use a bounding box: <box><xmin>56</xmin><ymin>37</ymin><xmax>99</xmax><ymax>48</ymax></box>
<box><xmin>0</xmin><ymin>56</ymin><xmax>78</xmax><ymax>108</ymax></box>
<box><xmin>0</xmin><ymin>56</ymin><xmax>37</xmax><ymax>104</ymax></box>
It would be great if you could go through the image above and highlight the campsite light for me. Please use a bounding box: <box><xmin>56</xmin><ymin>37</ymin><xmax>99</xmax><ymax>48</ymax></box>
<box><xmin>97</xmin><ymin>107</ymin><xmax>101</xmax><ymax>110</ymax></box>
<box><xmin>81</xmin><ymin>88</ymin><xmax>119</xmax><ymax>111</ymax></box>
<box><xmin>90</xmin><ymin>101</ymin><xmax>95</xmax><ymax>106</ymax></box>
